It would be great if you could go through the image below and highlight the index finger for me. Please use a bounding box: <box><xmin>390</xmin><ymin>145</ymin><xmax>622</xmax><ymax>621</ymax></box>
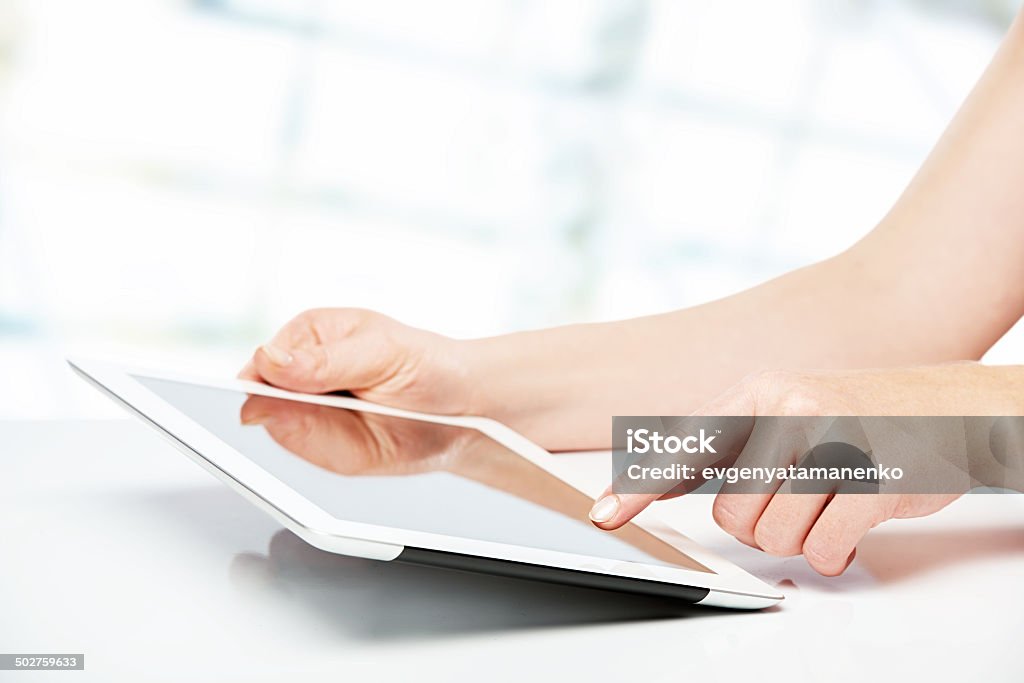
<box><xmin>589</xmin><ymin>384</ymin><xmax>758</xmax><ymax>529</ymax></box>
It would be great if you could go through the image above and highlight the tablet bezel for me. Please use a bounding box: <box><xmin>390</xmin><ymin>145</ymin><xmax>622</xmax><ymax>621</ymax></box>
<box><xmin>69</xmin><ymin>356</ymin><xmax>783</xmax><ymax>608</ymax></box>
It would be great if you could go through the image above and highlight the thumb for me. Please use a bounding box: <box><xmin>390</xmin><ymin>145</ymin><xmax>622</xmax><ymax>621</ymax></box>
<box><xmin>252</xmin><ymin>333</ymin><xmax>401</xmax><ymax>395</ymax></box>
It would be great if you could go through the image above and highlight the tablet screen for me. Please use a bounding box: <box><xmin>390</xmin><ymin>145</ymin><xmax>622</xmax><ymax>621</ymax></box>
<box><xmin>135</xmin><ymin>376</ymin><xmax>711</xmax><ymax>573</ymax></box>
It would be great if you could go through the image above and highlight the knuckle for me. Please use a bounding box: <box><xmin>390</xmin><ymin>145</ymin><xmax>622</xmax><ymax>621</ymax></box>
<box><xmin>734</xmin><ymin>370</ymin><xmax>771</xmax><ymax>399</ymax></box>
<box><xmin>739</xmin><ymin>370</ymin><xmax>818</xmax><ymax>415</ymax></box>
<box><xmin>775</xmin><ymin>389</ymin><xmax>824</xmax><ymax>416</ymax></box>
<box><xmin>802</xmin><ymin>537</ymin><xmax>843</xmax><ymax>574</ymax></box>
<box><xmin>294</xmin><ymin>308</ymin><xmax>325</xmax><ymax>326</ymax></box>
<box><xmin>285</xmin><ymin>308</ymin><xmax>331</xmax><ymax>342</ymax></box>
<box><xmin>309</xmin><ymin>346</ymin><xmax>335</xmax><ymax>387</ymax></box>
<box><xmin>890</xmin><ymin>494</ymin><xmax>921</xmax><ymax>520</ymax></box>
<box><xmin>753</xmin><ymin>520</ymin><xmax>800</xmax><ymax>556</ymax></box>
<box><xmin>744</xmin><ymin>369</ymin><xmax>798</xmax><ymax>391</ymax></box>
<box><xmin>296</xmin><ymin>307</ymin><xmax>383</xmax><ymax>339</ymax></box>
<box><xmin>339</xmin><ymin>307</ymin><xmax>383</xmax><ymax>326</ymax></box>
<box><xmin>712</xmin><ymin>497</ymin><xmax>748</xmax><ymax>536</ymax></box>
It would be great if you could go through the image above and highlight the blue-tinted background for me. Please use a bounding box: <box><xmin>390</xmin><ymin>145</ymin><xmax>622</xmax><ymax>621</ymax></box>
<box><xmin>1</xmin><ymin>0</ymin><xmax>1021</xmax><ymax>417</ymax></box>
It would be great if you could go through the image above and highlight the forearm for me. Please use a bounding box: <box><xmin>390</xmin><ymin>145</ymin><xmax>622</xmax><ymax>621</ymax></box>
<box><xmin>850</xmin><ymin>10</ymin><xmax>1024</xmax><ymax>359</ymax></box>
<box><xmin>467</xmin><ymin>253</ymin><xmax>972</xmax><ymax>449</ymax></box>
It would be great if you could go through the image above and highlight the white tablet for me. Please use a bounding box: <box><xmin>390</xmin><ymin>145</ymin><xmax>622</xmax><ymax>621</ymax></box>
<box><xmin>69</xmin><ymin>357</ymin><xmax>783</xmax><ymax>609</ymax></box>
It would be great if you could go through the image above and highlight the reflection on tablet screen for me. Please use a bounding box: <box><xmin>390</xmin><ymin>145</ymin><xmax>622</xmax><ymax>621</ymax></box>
<box><xmin>135</xmin><ymin>376</ymin><xmax>712</xmax><ymax>574</ymax></box>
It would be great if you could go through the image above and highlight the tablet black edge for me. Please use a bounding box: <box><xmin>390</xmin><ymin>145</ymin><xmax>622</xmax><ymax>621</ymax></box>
<box><xmin>395</xmin><ymin>546</ymin><xmax>710</xmax><ymax>603</ymax></box>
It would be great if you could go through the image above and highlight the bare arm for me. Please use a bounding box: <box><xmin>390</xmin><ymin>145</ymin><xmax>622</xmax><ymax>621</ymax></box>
<box><xmin>468</xmin><ymin>11</ymin><xmax>1024</xmax><ymax>448</ymax></box>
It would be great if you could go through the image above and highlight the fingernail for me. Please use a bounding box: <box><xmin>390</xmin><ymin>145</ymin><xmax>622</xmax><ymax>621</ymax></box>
<box><xmin>241</xmin><ymin>413</ymin><xmax>270</xmax><ymax>426</ymax></box>
<box><xmin>589</xmin><ymin>495</ymin><xmax>621</xmax><ymax>523</ymax></box>
<box><xmin>260</xmin><ymin>344</ymin><xmax>293</xmax><ymax>366</ymax></box>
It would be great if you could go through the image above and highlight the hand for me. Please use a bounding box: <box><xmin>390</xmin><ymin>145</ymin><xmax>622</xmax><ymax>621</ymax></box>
<box><xmin>239</xmin><ymin>308</ymin><xmax>479</xmax><ymax>416</ymax></box>
<box><xmin>590</xmin><ymin>363</ymin><xmax>1024</xmax><ymax>576</ymax></box>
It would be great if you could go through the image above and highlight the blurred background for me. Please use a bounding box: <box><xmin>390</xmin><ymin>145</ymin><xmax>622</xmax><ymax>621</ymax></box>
<box><xmin>1</xmin><ymin>0</ymin><xmax>1022</xmax><ymax>418</ymax></box>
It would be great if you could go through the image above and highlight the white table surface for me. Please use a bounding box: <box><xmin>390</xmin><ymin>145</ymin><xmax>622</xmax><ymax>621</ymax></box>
<box><xmin>2</xmin><ymin>419</ymin><xmax>1023</xmax><ymax>683</ymax></box>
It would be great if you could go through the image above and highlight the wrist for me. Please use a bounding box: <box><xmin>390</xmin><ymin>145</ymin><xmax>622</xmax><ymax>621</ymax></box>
<box><xmin>459</xmin><ymin>329</ymin><xmax>568</xmax><ymax>420</ymax></box>
<box><xmin>459</xmin><ymin>325</ymin><xmax>603</xmax><ymax>447</ymax></box>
